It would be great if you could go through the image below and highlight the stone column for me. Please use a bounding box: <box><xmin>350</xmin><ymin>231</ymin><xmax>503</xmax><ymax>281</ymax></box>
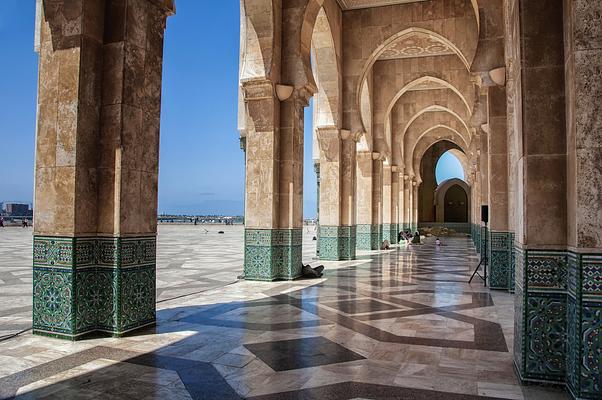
<box><xmin>564</xmin><ymin>1</ymin><xmax>602</xmax><ymax>397</ymax></box>
<box><xmin>341</xmin><ymin>134</ymin><xmax>357</xmax><ymax>258</ymax></box>
<box><xmin>314</xmin><ymin>162</ymin><xmax>320</xmax><ymax>257</ymax></box>
<box><xmin>317</xmin><ymin>128</ymin><xmax>355</xmax><ymax>260</ymax></box>
<box><xmin>411</xmin><ymin>181</ymin><xmax>419</xmax><ymax>232</ymax></box>
<box><xmin>487</xmin><ymin>86</ymin><xmax>512</xmax><ymax>290</ymax></box>
<box><xmin>372</xmin><ymin>155</ymin><xmax>384</xmax><ymax>249</ymax></box>
<box><xmin>479</xmin><ymin>129</ymin><xmax>489</xmax><ymax>256</ymax></box>
<box><xmin>242</xmin><ymin>79</ymin><xmax>282</xmax><ymax>280</ymax></box>
<box><xmin>382</xmin><ymin>164</ymin><xmax>393</xmax><ymax>243</ymax></box>
<box><xmin>398</xmin><ymin>172</ymin><xmax>406</xmax><ymax>232</ymax></box>
<box><xmin>33</xmin><ymin>0</ymin><xmax>173</xmax><ymax>339</ymax></box>
<box><xmin>402</xmin><ymin>175</ymin><xmax>410</xmax><ymax>230</ymax></box>
<box><xmin>390</xmin><ymin>167</ymin><xmax>400</xmax><ymax>244</ymax></box>
<box><xmin>507</xmin><ymin>0</ymin><xmax>569</xmax><ymax>386</ymax></box>
<box><xmin>406</xmin><ymin>176</ymin><xmax>413</xmax><ymax>231</ymax></box>
<box><xmin>356</xmin><ymin>151</ymin><xmax>375</xmax><ymax>250</ymax></box>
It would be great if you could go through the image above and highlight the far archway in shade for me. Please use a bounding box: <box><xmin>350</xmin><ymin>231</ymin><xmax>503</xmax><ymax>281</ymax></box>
<box><xmin>434</xmin><ymin>178</ymin><xmax>471</xmax><ymax>223</ymax></box>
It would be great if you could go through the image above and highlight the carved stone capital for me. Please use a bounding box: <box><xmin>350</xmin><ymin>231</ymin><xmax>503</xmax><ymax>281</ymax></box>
<box><xmin>241</xmin><ymin>78</ymin><xmax>275</xmax><ymax>102</ymax></box>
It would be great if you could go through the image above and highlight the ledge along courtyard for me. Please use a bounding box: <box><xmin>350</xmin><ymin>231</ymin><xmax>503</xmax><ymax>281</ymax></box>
<box><xmin>0</xmin><ymin>0</ymin><xmax>600</xmax><ymax>399</ymax></box>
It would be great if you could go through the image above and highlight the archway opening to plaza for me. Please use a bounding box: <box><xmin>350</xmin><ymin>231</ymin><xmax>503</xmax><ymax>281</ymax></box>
<box><xmin>418</xmin><ymin>141</ymin><xmax>468</xmax><ymax>225</ymax></box>
<box><xmin>435</xmin><ymin>150</ymin><xmax>466</xmax><ymax>185</ymax></box>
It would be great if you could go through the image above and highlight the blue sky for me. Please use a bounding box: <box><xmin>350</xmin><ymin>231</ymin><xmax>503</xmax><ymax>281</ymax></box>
<box><xmin>0</xmin><ymin>1</ymin><xmax>463</xmax><ymax>218</ymax></box>
<box><xmin>436</xmin><ymin>151</ymin><xmax>465</xmax><ymax>184</ymax></box>
<box><xmin>0</xmin><ymin>0</ymin><xmax>317</xmax><ymax>217</ymax></box>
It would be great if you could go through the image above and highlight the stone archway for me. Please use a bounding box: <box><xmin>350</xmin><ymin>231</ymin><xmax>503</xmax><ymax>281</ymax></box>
<box><xmin>435</xmin><ymin>178</ymin><xmax>471</xmax><ymax>223</ymax></box>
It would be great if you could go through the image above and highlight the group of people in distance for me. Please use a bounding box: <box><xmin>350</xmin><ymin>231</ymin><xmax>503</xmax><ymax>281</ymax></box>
<box><xmin>397</xmin><ymin>230</ymin><xmax>443</xmax><ymax>247</ymax></box>
<box><xmin>398</xmin><ymin>230</ymin><xmax>421</xmax><ymax>245</ymax></box>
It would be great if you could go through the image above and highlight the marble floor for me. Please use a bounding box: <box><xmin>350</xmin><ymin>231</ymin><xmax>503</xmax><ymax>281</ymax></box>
<box><xmin>0</xmin><ymin>231</ymin><xmax>569</xmax><ymax>399</ymax></box>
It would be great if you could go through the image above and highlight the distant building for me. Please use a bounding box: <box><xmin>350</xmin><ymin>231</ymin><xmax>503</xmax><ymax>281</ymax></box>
<box><xmin>3</xmin><ymin>203</ymin><xmax>31</xmax><ymax>216</ymax></box>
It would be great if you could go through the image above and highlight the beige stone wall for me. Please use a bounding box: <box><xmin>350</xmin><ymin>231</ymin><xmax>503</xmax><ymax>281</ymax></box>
<box><xmin>564</xmin><ymin>0</ymin><xmax>602</xmax><ymax>251</ymax></box>
<box><xmin>487</xmin><ymin>86</ymin><xmax>508</xmax><ymax>231</ymax></box>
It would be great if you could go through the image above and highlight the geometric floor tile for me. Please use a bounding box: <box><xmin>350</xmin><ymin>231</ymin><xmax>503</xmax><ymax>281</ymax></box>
<box><xmin>244</xmin><ymin>336</ymin><xmax>365</xmax><ymax>371</ymax></box>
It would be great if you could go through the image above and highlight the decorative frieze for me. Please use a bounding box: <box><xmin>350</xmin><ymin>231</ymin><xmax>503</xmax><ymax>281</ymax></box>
<box><xmin>32</xmin><ymin>236</ymin><xmax>157</xmax><ymax>340</ymax></box>
<box><xmin>244</xmin><ymin>229</ymin><xmax>303</xmax><ymax>281</ymax></box>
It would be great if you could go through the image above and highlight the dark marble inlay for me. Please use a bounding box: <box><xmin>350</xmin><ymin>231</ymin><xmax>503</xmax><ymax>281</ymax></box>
<box><xmin>248</xmin><ymin>382</ymin><xmax>507</xmax><ymax>400</ymax></box>
<box><xmin>244</xmin><ymin>336</ymin><xmax>365</xmax><ymax>371</ymax></box>
<box><xmin>323</xmin><ymin>298</ymin><xmax>400</xmax><ymax>314</ymax></box>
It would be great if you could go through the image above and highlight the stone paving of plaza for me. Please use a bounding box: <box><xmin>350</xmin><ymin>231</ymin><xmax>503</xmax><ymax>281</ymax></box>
<box><xmin>0</xmin><ymin>229</ymin><xmax>569</xmax><ymax>399</ymax></box>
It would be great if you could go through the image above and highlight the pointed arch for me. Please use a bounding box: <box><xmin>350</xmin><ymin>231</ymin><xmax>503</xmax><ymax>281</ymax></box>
<box><xmin>384</xmin><ymin>76</ymin><xmax>472</xmax><ymax>150</ymax></box>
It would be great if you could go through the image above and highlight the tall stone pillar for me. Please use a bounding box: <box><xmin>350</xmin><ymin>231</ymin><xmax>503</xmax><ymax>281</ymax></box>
<box><xmin>317</xmin><ymin>128</ymin><xmax>355</xmax><ymax>260</ymax></box>
<box><xmin>390</xmin><ymin>167</ymin><xmax>400</xmax><ymax>244</ymax></box>
<box><xmin>314</xmin><ymin>162</ymin><xmax>320</xmax><ymax>257</ymax></box>
<box><xmin>564</xmin><ymin>1</ymin><xmax>602</xmax><ymax>397</ymax></box>
<box><xmin>382</xmin><ymin>164</ymin><xmax>393</xmax><ymax>243</ymax></box>
<box><xmin>398</xmin><ymin>172</ymin><xmax>406</xmax><ymax>232</ymax></box>
<box><xmin>402</xmin><ymin>175</ymin><xmax>410</xmax><ymax>230</ymax></box>
<box><xmin>341</xmin><ymin>134</ymin><xmax>357</xmax><ymax>258</ymax></box>
<box><xmin>411</xmin><ymin>181</ymin><xmax>419</xmax><ymax>232</ymax></box>
<box><xmin>242</xmin><ymin>82</ymin><xmax>310</xmax><ymax>281</ymax></box>
<box><xmin>507</xmin><ymin>0</ymin><xmax>569</xmax><ymax>386</ymax></box>
<box><xmin>33</xmin><ymin>0</ymin><xmax>173</xmax><ymax>339</ymax></box>
<box><xmin>356</xmin><ymin>151</ymin><xmax>376</xmax><ymax>250</ymax></box>
<box><xmin>487</xmin><ymin>86</ymin><xmax>512</xmax><ymax>290</ymax></box>
<box><xmin>406</xmin><ymin>177</ymin><xmax>414</xmax><ymax>231</ymax></box>
<box><xmin>372</xmin><ymin>156</ymin><xmax>384</xmax><ymax>248</ymax></box>
<box><xmin>479</xmin><ymin>129</ymin><xmax>489</xmax><ymax>256</ymax></box>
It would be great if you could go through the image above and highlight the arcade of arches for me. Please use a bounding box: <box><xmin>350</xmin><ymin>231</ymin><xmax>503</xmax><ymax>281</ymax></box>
<box><xmin>20</xmin><ymin>0</ymin><xmax>600</xmax><ymax>399</ymax></box>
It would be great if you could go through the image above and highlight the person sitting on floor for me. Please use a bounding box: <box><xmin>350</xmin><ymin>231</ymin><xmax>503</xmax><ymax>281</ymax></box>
<box><xmin>381</xmin><ymin>240</ymin><xmax>390</xmax><ymax>250</ymax></box>
<box><xmin>302</xmin><ymin>263</ymin><xmax>324</xmax><ymax>278</ymax></box>
<box><xmin>411</xmin><ymin>232</ymin><xmax>421</xmax><ymax>244</ymax></box>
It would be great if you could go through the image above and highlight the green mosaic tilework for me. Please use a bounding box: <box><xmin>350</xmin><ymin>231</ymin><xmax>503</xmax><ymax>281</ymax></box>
<box><xmin>514</xmin><ymin>249</ymin><xmax>568</xmax><ymax>384</ymax></box>
<box><xmin>356</xmin><ymin>224</ymin><xmax>378</xmax><ymax>250</ymax></box>
<box><xmin>244</xmin><ymin>229</ymin><xmax>303</xmax><ymax>281</ymax></box>
<box><xmin>480</xmin><ymin>226</ymin><xmax>488</xmax><ymax>256</ymax></box>
<box><xmin>32</xmin><ymin>236</ymin><xmax>157</xmax><ymax>340</ymax></box>
<box><xmin>471</xmin><ymin>224</ymin><xmax>481</xmax><ymax>254</ymax></box>
<box><xmin>566</xmin><ymin>253</ymin><xmax>602</xmax><ymax>400</ymax></box>
<box><xmin>489</xmin><ymin>231</ymin><xmax>513</xmax><ymax>290</ymax></box>
<box><xmin>318</xmin><ymin>226</ymin><xmax>356</xmax><ymax>261</ymax></box>
<box><xmin>382</xmin><ymin>224</ymin><xmax>399</xmax><ymax>244</ymax></box>
<box><xmin>376</xmin><ymin>225</ymin><xmax>383</xmax><ymax>250</ymax></box>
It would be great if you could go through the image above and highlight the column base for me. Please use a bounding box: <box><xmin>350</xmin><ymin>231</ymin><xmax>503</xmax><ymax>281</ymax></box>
<box><xmin>32</xmin><ymin>236</ymin><xmax>157</xmax><ymax>340</ymax></box>
<box><xmin>382</xmin><ymin>223</ymin><xmax>399</xmax><ymax>244</ymax></box>
<box><xmin>244</xmin><ymin>229</ymin><xmax>302</xmax><ymax>281</ymax></box>
<box><xmin>318</xmin><ymin>226</ymin><xmax>356</xmax><ymax>261</ymax></box>
<box><xmin>489</xmin><ymin>231</ymin><xmax>514</xmax><ymax>290</ymax></box>
<box><xmin>514</xmin><ymin>247</ymin><xmax>568</xmax><ymax>385</ymax></box>
<box><xmin>566</xmin><ymin>253</ymin><xmax>602</xmax><ymax>400</ymax></box>
<box><xmin>356</xmin><ymin>224</ymin><xmax>381</xmax><ymax>250</ymax></box>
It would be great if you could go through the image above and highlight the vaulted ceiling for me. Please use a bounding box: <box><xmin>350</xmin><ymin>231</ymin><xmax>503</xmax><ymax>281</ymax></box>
<box><xmin>336</xmin><ymin>0</ymin><xmax>426</xmax><ymax>11</ymax></box>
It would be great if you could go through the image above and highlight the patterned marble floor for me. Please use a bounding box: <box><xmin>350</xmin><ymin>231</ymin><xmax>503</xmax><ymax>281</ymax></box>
<box><xmin>0</xmin><ymin>233</ymin><xmax>569</xmax><ymax>399</ymax></box>
<box><xmin>0</xmin><ymin>225</ymin><xmax>319</xmax><ymax>338</ymax></box>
